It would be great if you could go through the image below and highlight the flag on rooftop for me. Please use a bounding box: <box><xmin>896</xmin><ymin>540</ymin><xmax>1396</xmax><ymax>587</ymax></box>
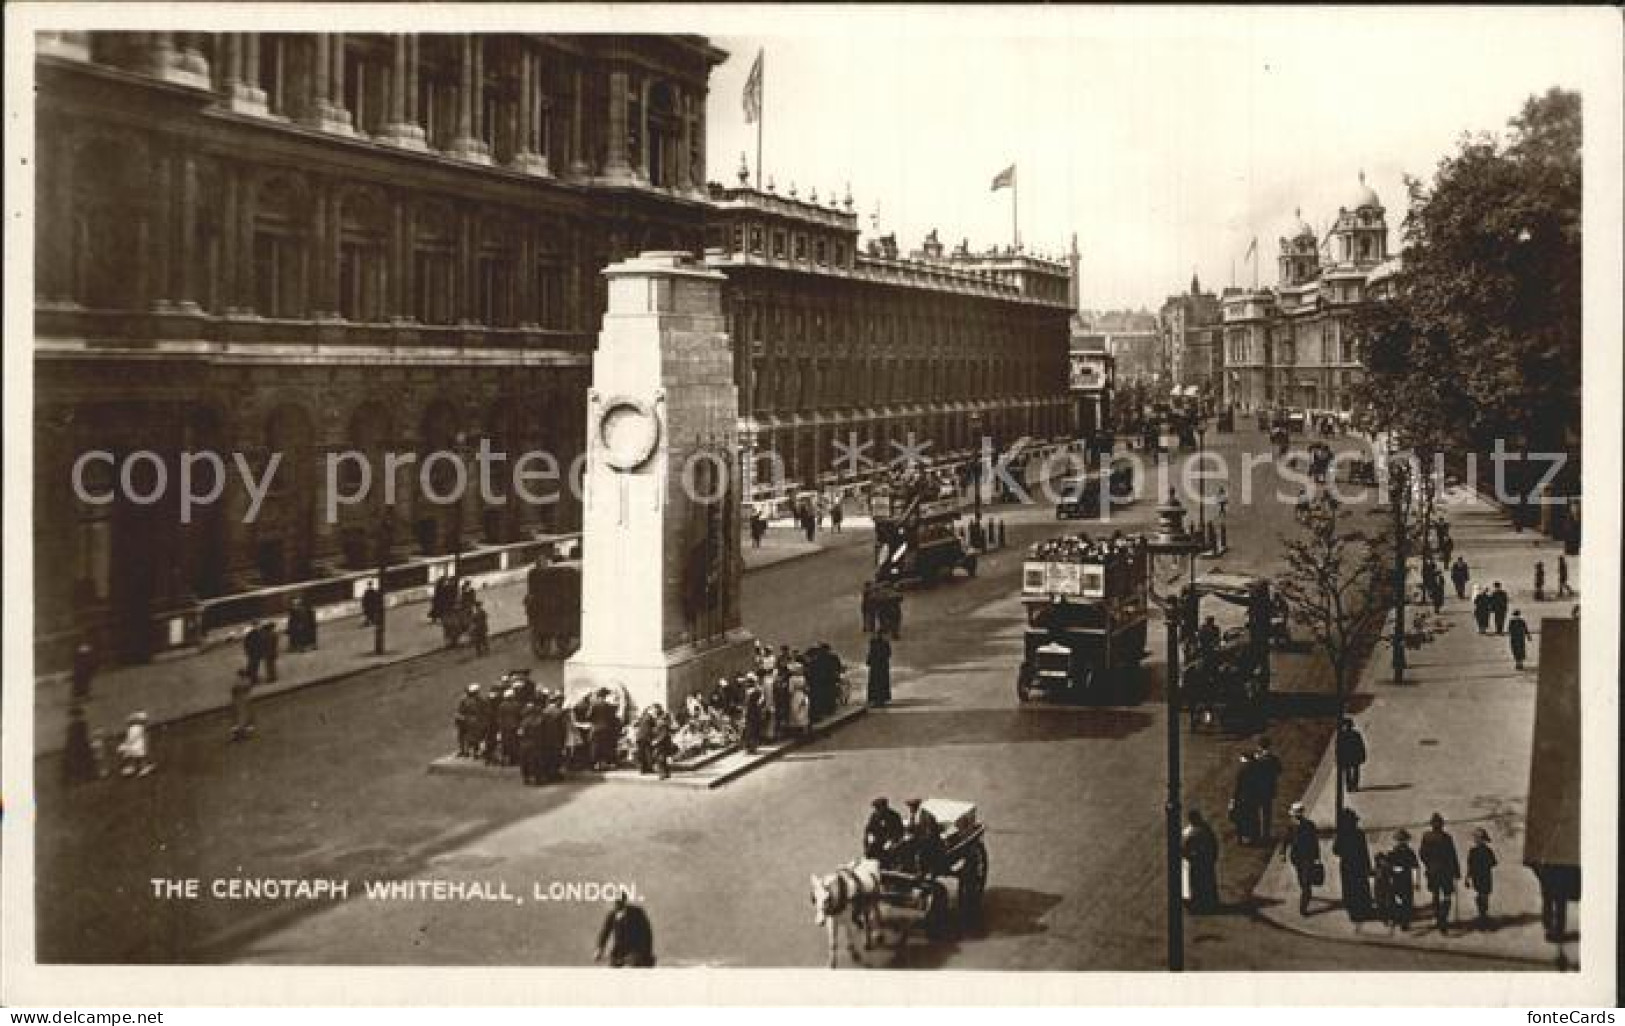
<box><xmin>991</xmin><ymin>165</ymin><xmax>1016</xmax><ymax>191</ymax></box>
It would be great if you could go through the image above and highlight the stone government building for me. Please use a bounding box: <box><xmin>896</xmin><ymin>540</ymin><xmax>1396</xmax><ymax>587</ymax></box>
<box><xmin>32</xmin><ymin>31</ymin><xmax>1076</xmax><ymax>666</ymax></box>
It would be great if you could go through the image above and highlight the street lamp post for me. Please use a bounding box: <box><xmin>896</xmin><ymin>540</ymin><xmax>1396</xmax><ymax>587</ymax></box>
<box><xmin>1146</xmin><ymin>489</ymin><xmax>1205</xmax><ymax>973</ymax></box>
<box><xmin>969</xmin><ymin>411</ymin><xmax>984</xmax><ymax>545</ymax></box>
<box><xmin>1390</xmin><ymin>459</ymin><xmax>1408</xmax><ymax>683</ymax></box>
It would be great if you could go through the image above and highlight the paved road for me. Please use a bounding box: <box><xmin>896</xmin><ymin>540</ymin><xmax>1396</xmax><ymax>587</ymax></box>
<box><xmin>34</xmin><ymin>429</ymin><xmax>1532</xmax><ymax>971</ymax></box>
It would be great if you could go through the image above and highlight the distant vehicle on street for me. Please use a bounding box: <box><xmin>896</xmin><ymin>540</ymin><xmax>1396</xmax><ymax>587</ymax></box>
<box><xmin>869</xmin><ymin>474</ymin><xmax>977</xmax><ymax>584</ymax></box>
<box><xmin>1016</xmin><ymin>533</ymin><xmax>1149</xmax><ymax>702</ymax></box>
<box><xmin>1055</xmin><ymin>459</ymin><xmax>1136</xmax><ymax>520</ymax></box>
<box><xmin>1181</xmin><ymin>571</ymin><xmax>1276</xmax><ymax>732</ymax></box>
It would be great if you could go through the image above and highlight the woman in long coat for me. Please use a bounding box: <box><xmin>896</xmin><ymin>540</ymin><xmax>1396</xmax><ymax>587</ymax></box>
<box><xmin>866</xmin><ymin>632</ymin><xmax>893</xmax><ymax>707</ymax></box>
<box><xmin>1333</xmin><ymin>807</ymin><xmax>1374</xmax><ymax>921</ymax></box>
<box><xmin>1180</xmin><ymin>810</ymin><xmax>1220</xmax><ymax>913</ymax></box>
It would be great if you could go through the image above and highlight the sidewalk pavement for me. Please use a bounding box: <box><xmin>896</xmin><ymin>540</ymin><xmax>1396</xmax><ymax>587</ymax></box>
<box><xmin>1252</xmin><ymin>483</ymin><xmax>1582</xmax><ymax>966</ymax></box>
<box><xmin>35</xmin><ymin>521</ymin><xmax>863</xmax><ymax>759</ymax></box>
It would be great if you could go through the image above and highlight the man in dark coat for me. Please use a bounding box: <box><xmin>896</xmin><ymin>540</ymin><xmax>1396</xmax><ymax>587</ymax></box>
<box><xmin>1387</xmin><ymin>829</ymin><xmax>1420</xmax><ymax>929</ymax></box>
<box><xmin>588</xmin><ymin>689</ymin><xmax>621</xmax><ymax>770</ymax></box>
<box><xmin>741</xmin><ymin>678</ymin><xmax>766</xmax><ymax>754</ymax></box>
<box><xmin>866</xmin><ymin>632</ymin><xmax>893</xmax><ymax>707</ymax></box>
<box><xmin>63</xmin><ymin>705</ymin><xmax>99</xmax><ymax>784</ymax></box>
<box><xmin>536</xmin><ymin>696</ymin><xmax>569</xmax><ymax>781</ymax></box>
<box><xmin>1335</xmin><ymin>718</ymin><xmax>1367</xmax><ymax>793</ymax></box>
<box><xmin>242</xmin><ymin>623</ymin><xmax>266</xmax><ymax>684</ymax></box>
<box><xmin>595</xmin><ymin>894</ymin><xmax>655</xmax><ymax>967</ymax></box>
<box><xmin>517</xmin><ymin>700</ymin><xmax>546</xmax><ymax>784</ymax></box>
<box><xmin>496</xmin><ymin>688</ymin><xmax>523</xmax><ymax>767</ymax></box>
<box><xmin>1251</xmin><ymin>737</ymin><xmax>1283</xmax><ymax>843</ymax></box>
<box><xmin>770</xmin><ymin>668</ymin><xmax>791</xmax><ymax>742</ymax></box>
<box><xmin>1472</xmin><ymin>587</ymin><xmax>1491</xmax><ymax>634</ymax></box>
<box><xmin>1508</xmin><ymin>610</ymin><xmax>1531</xmax><ymax>670</ymax></box>
<box><xmin>1419</xmin><ymin>812</ymin><xmax>1462</xmax><ymax>931</ymax></box>
<box><xmin>1333</xmin><ymin>807</ymin><xmax>1373</xmax><ymax>921</ymax></box>
<box><xmin>481</xmin><ymin>687</ymin><xmax>503</xmax><ymax>764</ymax></box>
<box><xmin>1449</xmin><ymin>557</ymin><xmax>1470</xmax><ymax>600</ymax></box>
<box><xmin>863</xmin><ymin>797</ymin><xmax>905</xmax><ymax>865</ymax></box>
<box><xmin>1280</xmin><ymin>802</ymin><xmax>1322</xmax><ymax>916</ymax></box>
<box><xmin>649</xmin><ymin>706</ymin><xmax>674</xmax><ymax>779</ymax></box>
<box><xmin>470</xmin><ymin>601</ymin><xmax>490</xmax><ymax>657</ymax></box>
<box><xmin>1488</xmin><ymin>582</ymin><xmax>1509</xmax><ymax>634</ymax></box>
<box><xmin>633</xmin><ymin>706</ymin><xmax>657</xmax><ymax>774</ymax></box>
<box><xmin>71</xmin><ymin>642</ymin><xmax>96</xmax><ymax>702</ymax></box>
<box><xmin>1465</xmin><ymin>827</ymin><xmax>1497</xmax><ymax>925</ymax></box>
<box><xmin>1229</xmin><ymin>752</ymin><xmax>1259</xmax><ymax>845</ymax></box>
<box><xmin>455</xmin><ymin>684</ymin><xmax>483</xmax><ymax>757</ymax></box>
<box><xmin>362</xmin><ymin>583</ymin><xmax>382</xmax><ymax>628</ymax></box>
<box><xmin>900</xmin><ymin>798</ymin><xmax>944</xmax><ymax>877</ymax></box>
<box><xmin>260</xmin><ymin>622</ymin><xmax>280</xmax><ymax>682</ymax></box>
<box><xmin>1180</xmin><ymin>810</ymin><xmax>1220</xmax><ymax>914</ymax></box>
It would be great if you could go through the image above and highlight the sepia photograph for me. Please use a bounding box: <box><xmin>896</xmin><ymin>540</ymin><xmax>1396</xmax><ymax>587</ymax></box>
<box><xmin>3</xmin><ymin>2</ymin><xmax>1619</xmax><ymax>1008</ymax></box>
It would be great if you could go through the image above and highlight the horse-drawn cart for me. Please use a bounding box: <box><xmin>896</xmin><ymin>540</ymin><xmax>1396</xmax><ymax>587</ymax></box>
<box><xmin>812</xmin><ymin>798</ymin><xmax>989</xmax><ymax>966</ymax></box>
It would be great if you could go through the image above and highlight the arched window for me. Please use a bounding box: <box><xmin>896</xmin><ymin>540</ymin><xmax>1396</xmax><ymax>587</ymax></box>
<box><xmin>251</xmin><ymin>177</ymin><xmax>310</xmax><ymax>318</ymax></box>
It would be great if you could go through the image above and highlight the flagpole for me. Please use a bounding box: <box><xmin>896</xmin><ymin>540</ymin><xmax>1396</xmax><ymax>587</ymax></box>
<box><xmin>1013</xmin><ymin>174</ymin><xmax>1019</xmax><ymax>250</ymax></box>
<box><xmin>755</xmin><ymin>52</ymin><xmax>763</xmax><ymax>191</ymax></box>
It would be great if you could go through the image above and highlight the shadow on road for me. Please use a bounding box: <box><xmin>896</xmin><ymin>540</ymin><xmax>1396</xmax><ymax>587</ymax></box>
<box><xmin>823</xmin><ymin>708</ymin><xmax>1154</xmax><ymax>752</ymax></box>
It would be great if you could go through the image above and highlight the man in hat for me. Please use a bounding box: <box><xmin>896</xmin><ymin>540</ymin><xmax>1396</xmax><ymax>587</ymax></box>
<box><xmin>455</xmin><ymin>684</ymin><xmax>483</xmax><ymax>757</ymax></box>
<box><xmin>1488</xmin><ymin>582</ymin><xmax>1509</xmax><ymax>634</ymax></box>
<box><xmin>594</xmin><ymin>893</ymin><xmax>655</xmax><ymax>968</ymax></box>
<box><xmin>1280</xmin><ymin>802</ymin><xmax>1322</xmax><ymax>916</ymax></box>
<box><xmin>588</xmin><ymin>688</ymin><xmax>621</xmax><ymax>770</ymax></box>
<box><xmin>497</xmin><ymin>687</ymin><xmax>523</xmax><ymax>767</ymax></box>
<box><xmin>1387</xmin><ymin>828</ymin><xmax>1420</xmax><ymax>929</ymax></box>
<box><xmin>741</xmin><ymin>675</ymin><xmax>766</xmax><ymax>754</ymax></box>
<box><xmin>900</xmin><ymin>798</ymin><xmax>944</xmax><ymax>877</ymax></box>
<box><xmin>536</xmin><ymin>693</ymin><xmax>570</xmax><ymax>782</ymax></box>
<box><xmin>1229</xmin><ymin>752</ymin><xmax>1260</xmax><ymax>845</ymax></box>
<box><xmin>1335</xmin><ymin>718</ymin><xmax>1367</xmax><ymax>794</ymax></box>
<box><xmin>863</xmin><ymin>798</ymin><xmax>905</xmax><ymax>866</ymax></box>
<box><xmin>1465</xmin><ymin>828</ymin><xmax>1498</xmax><ymax>925</ymax></box>
<box><xmin>1418</xmin><ymin>812</ymin><xmax>1462</xmax><ymax>932</ymax></box>
<box><xmin>260</xmin><ymin>621</ymin><xmax>280</xmax><ymax>683</ymax></box>
<box><xmin>1180</xmin><ymin>809</ymin><xmax>1220</xmax><ymax>914</ymax></box>
<box><xmin>1449</xmin><ymin>557</ymin><xmax>1471</xmax><ymax>601</ymax></box>
<box><xmin>1508</xmin><ymin>610</ymin><xmax>1532</xmax><ymax>670</ymax></box>
<box><xmin>1251</xmin><ymin>738</ymin><xmax>1283</xmax><ymax>844</ymax></box>
<box><xmin>242</xmin><ymin>622</ymin><xmax>266</xmax><ymax>684</ymax></box>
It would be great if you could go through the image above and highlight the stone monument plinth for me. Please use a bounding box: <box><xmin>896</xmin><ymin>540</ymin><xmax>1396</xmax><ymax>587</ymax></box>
<box><xmin>563</xmin><ymin>252</ymin><xmax>755</xmax><ymax>715</ymax></box>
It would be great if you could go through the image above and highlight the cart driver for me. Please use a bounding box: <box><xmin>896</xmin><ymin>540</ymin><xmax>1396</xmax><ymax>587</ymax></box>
<box><xmin>863</xmin><ymin>798</ymin><xmax>906</xmax><ymax>866</ymax></box>
<box><xmin>900</xmin><ymin>798</ymin><xmax>946</xmax><ymax>877</ymax></box>
<box><xmin>1197</xmin><ymin>616</ymin><xmax>1221</xmax><ymax>660</ymax></box>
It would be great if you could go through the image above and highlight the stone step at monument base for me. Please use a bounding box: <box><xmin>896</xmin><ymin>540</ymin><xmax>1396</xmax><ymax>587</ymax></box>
<box><xmin>423</xmin><ymin>704</ymin><xmax>868</xmax><ymax>789</ymax></box>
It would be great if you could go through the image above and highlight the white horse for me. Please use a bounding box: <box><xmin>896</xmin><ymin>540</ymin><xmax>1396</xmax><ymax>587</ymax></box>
<box><xmin>810</xmin><ymin>858</ymin><xmax>884</xmax><ymax>968</ymax></box>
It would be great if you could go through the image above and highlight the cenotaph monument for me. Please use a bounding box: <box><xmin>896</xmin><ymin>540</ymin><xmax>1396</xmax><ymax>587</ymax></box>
<box><xmin>563</xmin><ymin>251</ymin><xmax>756</xmax><ymax>714</ymax></box>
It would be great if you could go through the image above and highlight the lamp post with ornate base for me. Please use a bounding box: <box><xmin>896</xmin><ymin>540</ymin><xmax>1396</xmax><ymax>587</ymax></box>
<box><xmin>1146</xmin><ymin>489</ymin><xmax>1205</xmax><ymax>972</ymax></box>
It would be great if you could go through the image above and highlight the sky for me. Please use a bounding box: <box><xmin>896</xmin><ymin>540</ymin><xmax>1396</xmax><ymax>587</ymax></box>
<box><xmin>697</xmin><ymin>6</ymin><xmax>1598</xmax><ymax>311</ymax></box>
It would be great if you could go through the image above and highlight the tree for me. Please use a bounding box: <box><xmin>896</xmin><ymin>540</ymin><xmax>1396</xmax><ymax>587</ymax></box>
<box><xmin>1274</xmin><ymin>495</ymin><xmax>1390</xmax><ymax>819</ymax></box>
<box><xmin>1354</xmin><ymin>88</ymin><xmax>1581</xmax><ymax>496</ymax></box>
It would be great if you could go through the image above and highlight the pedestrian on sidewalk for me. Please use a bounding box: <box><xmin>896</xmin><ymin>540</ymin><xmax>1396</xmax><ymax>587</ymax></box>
<box><xmin>64</xmin><ymin>705</ymin><xmax>99</xmax><ymax>784</ymax></box>
<box><xmin>71</xmin><ymin>641</ymin><xmax>96</xmax><ymax>703</ymax></box>
<box><xmin>1419</xmin><ymin>813</ymin><xmax>1462</xmax><ymax>933</ymax></box>
<box><xmin>1180</xmin><ymin>809</ymin><xmax>1221</xmax><ymax>914</ymax></box>
<box><xmin>1252</xmin><ymin>737</ymin><xmax>1283</xmax><ymax>844</ymax></box>
<box><xmin>470</xmin><ymin>600</ymin><xmax>490</xmax><ymax>657</ymax></box>
<box><xmin>594</xmin><ymin>893</ymin><xmax>655</xmax><ymax>967</ymax></box>
<box><xmin>742</xmin><ymin>676</ymin><xmax>766</xmax><ymax>754</ymax></box>
<box><xmin>1450</xmin><ymin>557</ymin><xmax>1470</xmax><ymax>601</ymax></box>
<box><xmin>1439</xmin><ymin>532</ymin><xmax>1455</xmax><ymax>568</ymax></box>
<box><xmin>866</xmin><ymin>631</ymin><xmax>893</xmax><ymax>708</ymax></box>
<box><xmin>1508</xmin><ymin>610</ymin><xmax>1531</xmax><ymax>670</ymax></box>
<box><xmin>1556</xmin><ymin>555</ymin><xmax>1573</xmax><ymax>598</ymax></box>
<box><xmin>830</xmin><ymin>501</ymin><xmax>844</xmax><ymax>533</ymax></box>
<box><xmin>1229</xmin><ymin>752</ymin><xmax>1258</xmax><ymax>844</ymax></box>
<box><xmin>1333</xmin><ymin>807</ymin><xmax>1373</xmax><ymax>922</ymax></box>
<box><xmin>1533</xmin><ymin>561</ymin><xmax>1547</xmax><ymax>602</ymax></box>
<box><xmin>1427</xmin><ymin>565</ymin><xmax>1445</xmax><ymax>614</ymax></box>
<box><xmin>1471</xmin><ymin>585</ymin><xmax>1490</xmax><ymax>634</ymax></box>
<box><xmin>229</xmin><ymin>672</ymin><xmax>257</xmax><ymax>741</ymax></box>
<box><xmin>1465</xmin><ymin>828</ymin><xmax>1498</xmax><ymax>927</ymax></box>
<box><xmin>242</xmin><ymin>623</ymin><xmax>266</xmax><ymax>683</ymax></box>
<box><xmin>1335</xmin><ymin>718</ymin><xmax>1367</xmax><ymax>793</ymax></box>
<box><xmin>260</xmin><ymin>622</ymin><xmax>280</xmax><ymax>682</ymax></box>
<box><xmin>1488</xmin><ymin>582</ymin><xmax>1509</xmax><ymax>634</ymax></box>
<box><xmin>1280</xmin><ymin>802</ymin><xmax>1323</xmax><ymax>916</ymax></box>
<box><xmin>362</xmin><ymin>583</ymin><xmax>382</xmax><ymax>628</ymax></box>
<box><xmin>1387</xmin><ymin>829</ymin><xmax>1420</xmax><ymax>929</ymax></box>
